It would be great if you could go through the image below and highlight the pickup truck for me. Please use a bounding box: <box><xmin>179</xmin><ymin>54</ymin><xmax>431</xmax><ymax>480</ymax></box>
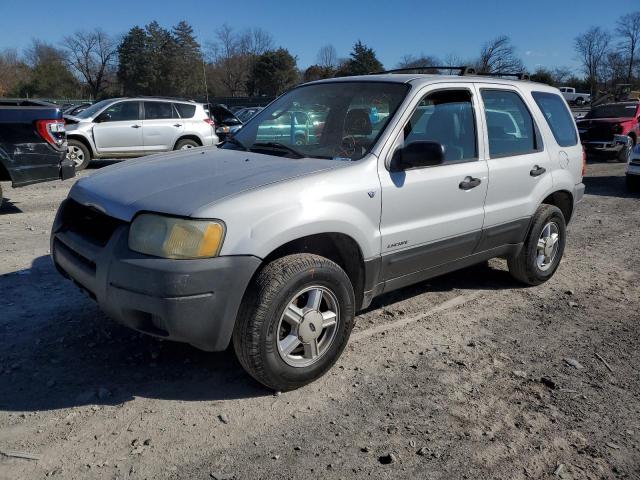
<box><xmin>559</xmin><ymin>87</ymin><xmax>591</xmax><ymax>106</ymax></box>
<box><xmin>0</xmin><ymin>100</ymin><xmax>74</xmax><ymax>205</ymax></box>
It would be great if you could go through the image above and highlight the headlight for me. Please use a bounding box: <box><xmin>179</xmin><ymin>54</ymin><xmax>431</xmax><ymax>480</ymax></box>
<box><xmin>129</xmin><ymin>214</ymin><xmax>225</xmax><ymax>259</ymax></box>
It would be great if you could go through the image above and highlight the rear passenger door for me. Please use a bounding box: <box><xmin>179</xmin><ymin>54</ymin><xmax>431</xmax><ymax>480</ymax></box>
<box><xmin>475</xmin><ymin>85</ymin><xmax>553</xmax><ymax>249</ymax></box>
<box><xmin>142</xmin><ymin>101</ymin><xmax>184</xmax><ymax>152</ymax></box>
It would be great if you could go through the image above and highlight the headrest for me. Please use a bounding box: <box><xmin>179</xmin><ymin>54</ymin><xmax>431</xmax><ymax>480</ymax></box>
<box><xmin>344</xmin><ymin>109</ymin><xmax>373</xmax><ymax>136</ymax></box>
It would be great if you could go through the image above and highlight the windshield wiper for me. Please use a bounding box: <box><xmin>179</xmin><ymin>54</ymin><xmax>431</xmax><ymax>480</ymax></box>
<box><xmin>250</xmin><ymin>142</ymin><xmax>305</xmax><ymax>159</ymax></box>
<box><xmin>222</xmin><ymin>136</ymin><xmax>247</xmax><ymax>150</ymax></box>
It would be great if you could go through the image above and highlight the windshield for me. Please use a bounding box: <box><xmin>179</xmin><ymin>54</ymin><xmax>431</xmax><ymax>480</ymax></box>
<box><xmin>74</xmin><ymin>99</ymin><xmax>114</xmax><ymax>119</ymax></box>
<box><xmin>222</xmin><ymin>82</ymin><xmax>409</xmax><ymax>160</ymax></box>
<box><xmin>585</xmin><ymin>104</ymin><xmax>638</xmax><ymax>119</ymax></box>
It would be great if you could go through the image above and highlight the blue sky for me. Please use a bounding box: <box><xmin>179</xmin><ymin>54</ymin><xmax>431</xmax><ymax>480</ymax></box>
<box><xmin>1</xmin><ymin>0</ymin><xmax>638</xmax><ymax>72</ymax></box>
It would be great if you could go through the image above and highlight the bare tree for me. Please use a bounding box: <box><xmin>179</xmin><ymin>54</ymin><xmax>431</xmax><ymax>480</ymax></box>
<box><xmin>62</xmin><ymin>30</ymin><xmax>117</xmax><ymax>99</ymax></box>
<box><xmin>574</xmin><ymin>26</ymin><xmax>611</xmax><ymax>94</ymax></box>
<box><xmin>551</xmin><ymin>66</ymin><xmax>573</xmax><ymax>85</ymax></box>
<box><xmin>477</xmin><ymin>36</ymin><xmax>524</xmax><ymax>73</ymax></box>
<box><xmin>207</xmin><ymin>24</ymin><xmax>273</xmax><ymax>96</ymax></box>
<box><xmin>317</xmin><ymin>45</ymin><xmax>338</xmax><ymax>69</ymax></box>
<box><xmin>0</xmin><ymin>48</ymin><xmax>29</xmax><ymax>96</ymax></box>
<box><xmin>443</xmin><ymin>53</ymin><xmax>463</xmax><ymax>67</ymax></box>
<box><xmin>616</xmin><ymin>11</ymin><xmax>640</xmax><ymax>82</ymax></box>
<box><xmin>396</xmin><ymin>54</ymin><xmax>440</xmax><ymax>69</ymax></box>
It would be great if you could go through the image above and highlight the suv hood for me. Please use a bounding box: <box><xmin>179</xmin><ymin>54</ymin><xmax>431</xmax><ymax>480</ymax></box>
<box><xmin>69</xmin><ymin>148</ymin><xmax>348</xmax><ymax>221</ymax></box>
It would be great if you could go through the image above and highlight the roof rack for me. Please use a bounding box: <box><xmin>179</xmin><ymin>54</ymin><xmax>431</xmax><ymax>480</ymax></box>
<box><xmin>373</xmin><ymin>66</ymin><xmax>530</xmax><ymax>80</ymax></box>
<box><xmin>375</xmin><ymin>66</ymin><xmax>477</xmax><ymax>76</ymax></box>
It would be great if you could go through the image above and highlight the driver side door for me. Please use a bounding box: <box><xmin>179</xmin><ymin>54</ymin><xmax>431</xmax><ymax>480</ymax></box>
<box><xmin>92</xmin><ymin>101</ymin><xmax>143</xmax><ymax>154</ymax></box>
<box><xmin>378</xmin><ymin>85</ymin><xmax>489</xmax><ymax>290</ymax></box>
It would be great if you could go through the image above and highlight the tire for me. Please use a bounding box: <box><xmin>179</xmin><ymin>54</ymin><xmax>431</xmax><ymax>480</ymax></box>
<box><xmin>508</xmin><ymin>204</ymin><xmax>567</xmax><ymax>286</ymax></box>
<box><xmin>233</xmin><ymin>253</ymin><xmax>355</xmax><ymax>391</ymax></box>
<box><xmin>575</xmin><ymin>97</ymin><xmax>584</xmax><ymax>106</ymax></box>
<box><xmin>174</xmin><ymin>138</ymin><xmax>199</xmax><ymax>150</ymax></box>
<box><xmin>617</xmin><ymin>144</ymin><xmax>632</xmax><ymax>163</ymax></box>
<box><xmin>66</xmin><ymin>139</ymin><xmax>91</xmax><ymax>171</ymax></box>
<box><xmin>294</xmin><ymin>134</ymin><xmax>305</xmax><ymax>146</ymax></box>
<box><xmin>626</xmin><ymin>175</ymin><xmax>640</xmax><ymax>192</ymax></box>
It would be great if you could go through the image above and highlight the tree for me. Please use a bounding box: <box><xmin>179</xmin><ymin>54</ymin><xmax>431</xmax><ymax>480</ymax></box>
<box><xmin>317</xmin><ymin>45</ymin><xmax>338</xmax><ymax>69</ymax></box>
<box><xmin>551</xmin><ymin>66</ymin><xmax>573</xmax><ymax>85</ymax></box>
<box><xmin>0</xmin><ymin>48</ymin><xmax>30</xmax><ymax>96</ymax></box>
<box><xmin>62</xmin><ymin>30</ymin><xmax>117</xmax><ymax>99</ymax></box>
<box><xmin>248</xmin><ymin>48</ymin><xmax>298</xmax><ymax>96</ymax></box>
<box><xmin>118</xmin><ymin>26</ymin><xmax>152</xmax><ymax>95</ymax></box>
<box><xmin>574</xmin><ymin>26</ymin><xmax>611</xmax><ymax>94</ymax></box>
<box><xmin>145</xmin><ymin>21</ymin><xmax>178</xmax><ymax>95</ymax></box>
<box><xmin>336</xmin><ymin>41</ymin><xmax>383</xmax><ymax>77</ymax></box>
<box><xmin>477</xmin><ymin>35</ymin><xmax>524</xmax><ymax>73</ymax></box>
<box><xmin>530</xmin><ymin>67</ymin><xmax>554</xmax><ymax>85</ymax></box>
<box><xmin>396</xmin><ymin>54</ymin><xmax>440</xmax><ymax>69</ymax></box>
<box><xmin>616</xmin><ymin>11</ymin><xmax>640</xmax><ymax>82</ymax></box>
<box><xmin>23</xmin><ymin>40</ymin><xmax>79</xmax><ymax>98</ymax></box>
<box><xmin>172</xmin><ymin>21</ymin><xmax>204</xmax><ymax>97</ymax></box>
<box><xmin>303</xmin><ymin>64</ymin><xmax>334</xmax><ymax>82</ymax></box>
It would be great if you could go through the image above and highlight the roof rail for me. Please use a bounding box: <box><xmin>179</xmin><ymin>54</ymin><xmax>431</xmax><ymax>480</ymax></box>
<box><xmin>374</xmin><ymin>66</ymin><xmax>477</xmax><ymax>76</ymax></box>
<box><xmin>373</xmin><ymin>66</ymin><xmax>530</xmax><ymax>80</ymax></box>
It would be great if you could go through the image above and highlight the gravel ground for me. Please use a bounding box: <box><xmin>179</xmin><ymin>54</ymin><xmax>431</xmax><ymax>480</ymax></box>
<box><xmin>0</xmin><ymin>161</ymin><xmax>639</xmax><ymax>480</ymax></box>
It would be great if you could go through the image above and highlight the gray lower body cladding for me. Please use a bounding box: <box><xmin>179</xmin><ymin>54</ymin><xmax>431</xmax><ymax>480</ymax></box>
<box><xmin>51</xmin><ymin>220</ymin><xmax>261</xmax><ymax>352</ymax></box>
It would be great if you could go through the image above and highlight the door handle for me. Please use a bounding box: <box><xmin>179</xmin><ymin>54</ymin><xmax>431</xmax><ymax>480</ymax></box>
<box><xmin>459</xmin><ymin>176</ymin><xmax>481</xmax><ymax>190</ymax></box>
<box><xmin>530</xmin><ymin>165</ymin><xmax>546</xmax><ymax>177</ymax></box>
<box><xmin>131</xmin><ymin>124</ymin><xmax>141</xmax><ymax>129</ymax></box>
<box><xmin>173</xmin><ymin>124</ymin><xmax>182</xmax><ymax>127</ymax></box>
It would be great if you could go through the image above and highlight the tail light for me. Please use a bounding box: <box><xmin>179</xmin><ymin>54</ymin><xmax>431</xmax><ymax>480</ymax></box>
<box><xmin>582</xmin><ymin>145</ymin><xmax>587</xmax><ymax>177</ymax></box>
<box><xmin>35</xmin><ymin>119</ymin><xmax>66</xmax><ymax>149</ymax></box>
<box><xmin>204</xmin><ymin>118</ymin><xmax>215</xmax><ymax>128</ymax></box>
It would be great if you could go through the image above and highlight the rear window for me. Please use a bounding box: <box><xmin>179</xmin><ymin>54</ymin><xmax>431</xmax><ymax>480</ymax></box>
<box><xmin>174</xmin><ymin>103</ymin><xmax>196</xmax><ymax>119</ymax></box>
<box><xmin>531</xmin><ymin>92</ymin><xmax>578</xmax><ymax>147</ymax></box>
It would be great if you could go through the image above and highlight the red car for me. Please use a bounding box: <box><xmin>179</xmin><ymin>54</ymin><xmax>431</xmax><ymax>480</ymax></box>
<box><xmin>576</xmin><ymin>102</ymin><xmax>640</xmax><ymax>162</ymax></box>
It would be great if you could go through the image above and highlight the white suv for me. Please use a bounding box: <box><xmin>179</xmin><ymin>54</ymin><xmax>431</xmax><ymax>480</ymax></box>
<box><xmin>52</xmin><ymin>70</ymin><xmax>585</xmax><ymax>391</ymax></box>
<box><xmin>64</xmin><ymin>98</ymin><xmax>218</xmax><ymax>170</ymax></box>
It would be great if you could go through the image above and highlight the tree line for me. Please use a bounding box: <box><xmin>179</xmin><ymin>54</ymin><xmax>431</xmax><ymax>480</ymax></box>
<box><xmin>0</xmin><ymin>13</ymin><xmax>638</xmax><ymax>101</ymax></box>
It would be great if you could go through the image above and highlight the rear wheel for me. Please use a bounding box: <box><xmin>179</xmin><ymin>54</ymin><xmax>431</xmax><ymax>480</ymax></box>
<box><xmin>575</xmin><ymin>97</ymin><xmax>585</xmax><ymax>106</ymax></box>
<box><xmin>233</xmin><ymin>253</ymin><xmax>355</xmax><ymax>391</ymax></box>
<box><xmin>66</xmin><ymin>139</ymin><xmax>91</xmax><ymax>171</ymax></box>
<box><xmin>508</xmin><ymin>205</ymin><xmax>566</xmax><ymax>286</ymax></box>
<box><xmin>175</xmin><ymin>139</ymin><xmax>199</xmax><ymax>150</ymax></box>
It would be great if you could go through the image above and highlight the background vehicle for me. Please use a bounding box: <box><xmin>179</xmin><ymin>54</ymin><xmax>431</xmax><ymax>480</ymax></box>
<box><xmin>235</xmin><ymin>107</ymin><xmax>263</xmax><ymax>123</ymax></box>
<box><xmin>576</xmin><ymin>102</ymin><xmax>640</xmax><ymax>162</ymax></box>
<box><xmin>51</xmin><ymin>73</ymin><xmax>584</xmax><ymax>391</ymax></box>
<box><xmin>0</xmin><ymin>99</ymin><xmax>74</xmax><ymax>205</ymax></box>
<box><xmin>63</xmin><ymin>102</ymin><xmax>93</xmax><ymax>116</ymax></box>
<box><xmin>626</xmin><ymin>143</ymin><xmax>640</xmax><ymax>191</ymax></box>
<box><xmin>559</xmin><ymin>86</ymin><xmax>591</xmax><ymax>105</ymax></box>
<box><xmin>207</xmin><ymin>104</ymin><xmax>243</xmax><ymax>142</ymax></box>
<box><xmin>64</xmin><ymin>97</ymin><xmax>217</xmax><ymax>170</ymax></box>
<box><xmin>255</xmin><ymin>110</ymin><xmax>326</xmax><ymax>145</ymax></box>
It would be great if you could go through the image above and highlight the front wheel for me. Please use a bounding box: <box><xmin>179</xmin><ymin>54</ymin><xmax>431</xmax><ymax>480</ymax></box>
<box><xmin>66</xmin><ymin>139</ymin><xmax>91</xmax><ymax>171</ymax></box>
<box><xmin>508</xmin><ymin>205</ymin><xmax>567</xmax><ymax>286</ymax></box>
<box><xmin>575</xmin><ymin>97</ymin><xmax>585</xmax><ymax>106</ymax></box>
<box><xmin>233</xmin><ymin>254</ymin><xmax>355</xmax><ymax>391</ymax></box>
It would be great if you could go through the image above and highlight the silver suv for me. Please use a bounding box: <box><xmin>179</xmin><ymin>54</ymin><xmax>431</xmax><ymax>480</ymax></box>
<box><xmin>51</xmin><ymin>71</ymin><xmax>585</xmax><ymax>391</ymax></box>
<box><xmin>64</xmin><ymin>98</ymin><xmax>218</xmax><ymax>170</ymax></box>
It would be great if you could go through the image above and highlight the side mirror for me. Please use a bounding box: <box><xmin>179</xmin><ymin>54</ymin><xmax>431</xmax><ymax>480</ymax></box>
<box><xmin>95</xmin><ymin>112</ymin><xmax>111</xmax><ymax>123</ymax></box>
<box><xmin>391</xmin><ymin>141</ymin><xmax>445</xmax><ymax>171</ymax></box>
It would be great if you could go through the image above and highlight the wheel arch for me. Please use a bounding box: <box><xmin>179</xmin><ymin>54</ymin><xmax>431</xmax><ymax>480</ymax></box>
<box><xmin>67</xmin><ymin>134</ymin><xmax>95</xmax><ymax>157</ymax></box>
<box><xmin>259</xmin><ymin>232</ymin><xmax>366</xmax><ymax>310</ymax></box>
<box><xmin>542</xmin><ymin>190</ymin><xmax>574</xmax><ymax>223</ymax></box>
<box><xmin>174</xmin><ymin>135</ymin><xmax>203</xmax><ymax>149</ymax></box>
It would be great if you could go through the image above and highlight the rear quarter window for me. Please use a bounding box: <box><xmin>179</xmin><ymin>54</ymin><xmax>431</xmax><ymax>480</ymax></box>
<box><xmin>531</xmin><ymin>92</ymin><xmax>578</xmax><ymax>147</ymax></box>
<box><xmin>174</xmin><ymin>103</ymin><xmax>196</xmax><ymax>119</ymax></box>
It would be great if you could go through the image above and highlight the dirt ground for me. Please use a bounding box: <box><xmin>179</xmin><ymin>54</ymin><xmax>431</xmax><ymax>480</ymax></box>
<box><xmin>0</xmin><ymin>160</ymin><xmax>638</xmax><ymax>480</ymax></box>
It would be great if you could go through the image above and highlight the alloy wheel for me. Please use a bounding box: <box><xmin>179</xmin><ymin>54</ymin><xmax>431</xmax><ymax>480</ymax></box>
<box><xmin>536</xmin><ymin>222</ymin><xmax>560</xmax><ymax>271</ymax></box>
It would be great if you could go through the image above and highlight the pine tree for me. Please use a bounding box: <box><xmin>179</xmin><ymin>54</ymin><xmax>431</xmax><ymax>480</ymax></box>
<box><xmin>117</xmin><ymin>26</ymin><xmax>152</xmax><ymax>95</ymax></box>
<box><xmin>337</xmin><ymin>41</ymin><xmax>383</xmax><ymax>77</ymax></box>
<box><xmin>171</xmin><ymin>21</ymin><xmax>204</xmax><ymax>98</ymax></box>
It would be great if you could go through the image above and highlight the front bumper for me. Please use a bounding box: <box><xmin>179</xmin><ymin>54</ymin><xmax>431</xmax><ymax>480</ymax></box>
<box><xmin>582</xmin><ymin>135</ymin><xmax>632</xmax><ymax>153</ymax></box>
<box><xmin>51</xmin><ymin>217</ymin><xmax>261</xmax><ymax>351</ymax></box>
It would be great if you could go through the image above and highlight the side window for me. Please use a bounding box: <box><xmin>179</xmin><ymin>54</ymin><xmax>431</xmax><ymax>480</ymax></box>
<box><xmin>531</xmin><ymin>92</ymin><xmax>578</xmax><ymax>147</ymax></box>
<box><xmin>174</xmin><ymin>103</ymin><xmax>196</xmax><ymax>119</ymax></box>
<box><xmin>403</xmin><ymin>89</ymin><xmax>477</xmax><ymax>163</ymax></box>
<box><xmin>100</xmin><ymin>102</ymin><xmax>140</xmax><ymax>122</ymax></box>
<box><xmin>481</xmin><ymin>89</ymin><xmax>542</xmax><ymax>158</ymax></box>
<box><xmin>144</xmin><ymin>102</ymin><xmax>176</xmax><ymax>120</ymax></box>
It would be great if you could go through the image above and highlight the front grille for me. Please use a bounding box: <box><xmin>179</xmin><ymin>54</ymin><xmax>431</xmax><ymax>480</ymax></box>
<box><xmin>60</xmin><ymin>199</ymin><xmax>125</xmax><ymax>246</ymax></box>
